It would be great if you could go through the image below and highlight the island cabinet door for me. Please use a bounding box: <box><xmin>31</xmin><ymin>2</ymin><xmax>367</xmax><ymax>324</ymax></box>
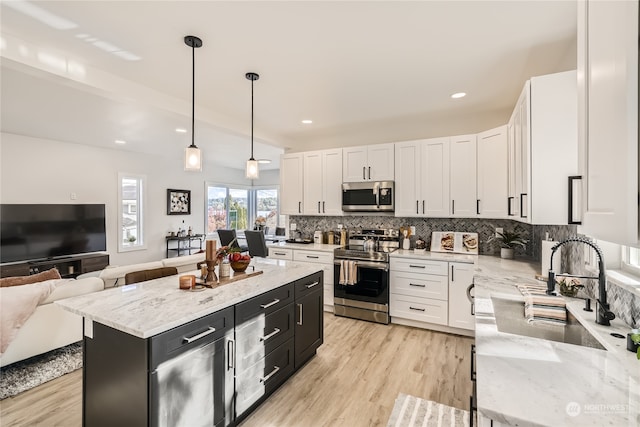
<box><xmin>294</xmin><ymin>271</ymin><xmax>324</xmax><ymax>369</ymax></box>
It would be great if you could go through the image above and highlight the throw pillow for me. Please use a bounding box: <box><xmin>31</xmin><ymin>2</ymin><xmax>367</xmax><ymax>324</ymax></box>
<box><xmin>0</xmin><ymin>268</ymin><xmax>62</xmax><ymax>288</ymax></box>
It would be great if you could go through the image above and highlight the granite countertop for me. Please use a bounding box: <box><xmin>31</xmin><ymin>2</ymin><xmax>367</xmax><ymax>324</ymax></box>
<box><xmin>473</xmin><ymin>256</ymin><xmax>640</xmax><ymax>426</ymax></box>
<box><xmin>55</xmin><ymin>259</ymin><xmax>322</xmax><ymax>339</ymax></box>
<box><xmin>267</xmin><ymin>241</ymin><xmax>342</xmax><ymax>253</ymax></box>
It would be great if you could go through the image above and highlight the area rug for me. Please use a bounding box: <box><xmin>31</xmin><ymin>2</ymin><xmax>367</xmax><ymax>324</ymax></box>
<box><xmin>387</xmin><ymin>393</ymin><xmax>470</xmax><ymax>427</ymax></box>
<box><xmin>0</xmin><ymin>342</ymin><xmax>83</xmax><ymax>399</ymax></box>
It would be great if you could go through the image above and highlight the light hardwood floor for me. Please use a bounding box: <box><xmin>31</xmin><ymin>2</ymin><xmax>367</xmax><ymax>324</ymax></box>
<box><xmin>0</xmin><ymin>314</ymin><xmax>474</xmax><ymax>427</ymax></box>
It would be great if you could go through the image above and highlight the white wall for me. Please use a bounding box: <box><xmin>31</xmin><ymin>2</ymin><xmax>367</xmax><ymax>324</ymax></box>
<box><xmin>0</xmin><ymin>132</ymin><xmax>275</xmax><ymax>266</ymax></box>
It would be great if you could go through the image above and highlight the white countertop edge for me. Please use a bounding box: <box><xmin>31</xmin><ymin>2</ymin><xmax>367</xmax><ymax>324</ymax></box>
<box><xmin>267</xmin><ymin>242</ymin><xmax>342</xmax><ymax>253</ymax></box>
<box><xmin>390</xmin><ymin>249</ymin><xmax>477</xmax><ymax>263</ymax></box>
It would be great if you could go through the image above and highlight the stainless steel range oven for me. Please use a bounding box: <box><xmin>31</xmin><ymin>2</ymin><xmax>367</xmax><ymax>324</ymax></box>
<box><xmin>333</xmin><ymin>229</ymin><xmax>399</xmax><ymax>324</ymax></box>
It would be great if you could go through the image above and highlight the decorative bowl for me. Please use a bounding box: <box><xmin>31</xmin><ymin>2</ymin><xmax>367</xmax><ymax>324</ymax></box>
<box><xmin>230</xmin><ymin>260</ymin><xmax>250</xmax><ymax>273</ymax></box>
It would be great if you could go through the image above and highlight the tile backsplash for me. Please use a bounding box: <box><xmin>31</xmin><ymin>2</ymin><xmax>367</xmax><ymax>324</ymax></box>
<box><xmin>290</xmin><ymin>215</ymin><xmax>640</xmax><ymax>328</ymax></box>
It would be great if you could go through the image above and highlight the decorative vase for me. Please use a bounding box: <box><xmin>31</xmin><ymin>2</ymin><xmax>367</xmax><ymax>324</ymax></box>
<box><xmin>559</xmin><ymin>283</ymin><xmax>579</xmax><ymax>298</ymax></box>
<box><xmin>219</xmin><ymin>260</ymin><xmax>230</xmax><ymax>278</ymax></box>
<box><xmin>500</xmin><ymin>248</ymin><xmax>514</xmax><ymax>259</ymax></box>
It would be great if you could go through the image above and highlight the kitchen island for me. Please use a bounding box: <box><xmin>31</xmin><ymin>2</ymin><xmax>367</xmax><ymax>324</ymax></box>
<box><xmin>56</xmin><ymin>258</ymin><xmax>324</xmax><ymax>427</ymax></box>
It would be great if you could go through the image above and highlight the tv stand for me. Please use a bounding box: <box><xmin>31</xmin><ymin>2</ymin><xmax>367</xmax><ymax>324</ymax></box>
<box><xmin>0</xmin><ymin>253</ymin><xmax>110</xmax><ymax>279</ymax></box>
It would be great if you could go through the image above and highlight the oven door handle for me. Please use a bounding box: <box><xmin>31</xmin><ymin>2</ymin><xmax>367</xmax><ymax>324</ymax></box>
<box><xmin>334</xmin><ymin>260</ymin><xmax>388</xmax><ymax>271</ymax></box>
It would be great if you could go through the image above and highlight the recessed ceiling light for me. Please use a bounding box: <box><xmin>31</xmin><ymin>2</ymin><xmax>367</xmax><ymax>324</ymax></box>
<box><xmin>175</xmin><ymin>128</ymin><xmax>187</xmax><ymax>133</ymax></box>
<box><xmin>115</xmin><ymin>139</ymin><xmax>126</xmax><ymax>144</ymax></box>
<box><xmin>451</xmin><ymin>92</ymin><xmax>466</xmax><ymax>99</ymax></box>
<box><xmin>301</xmin><ymin>119</ymin><xmax>313</xmax><ymax>124</ymax></box>
<box><xmin>257</xmin><ymin>159</ymin><xmax>272</xmax><ymax>164</ymax></box>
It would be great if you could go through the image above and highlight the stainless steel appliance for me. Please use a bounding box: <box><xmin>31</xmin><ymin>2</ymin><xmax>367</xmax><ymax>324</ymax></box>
<box><xmin>341</xmin><ymin>181</ymin><xmax>395</xmax><ymax>212</ymax></box>
<box><xmin>333</xmin><ymin>229</ymin><xmax>399</xmax><ymax>324</ymax></box>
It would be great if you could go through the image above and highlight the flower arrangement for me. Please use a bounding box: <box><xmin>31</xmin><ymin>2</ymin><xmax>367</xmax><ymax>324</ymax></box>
<box><xmin>255</xmin><ymin>216</ymin><xmax>266</xmax><ymax>226</ymax></box>
<box><xmin>556</xmin><ymin>277</ymin><xmax>584</xmax><ymax>297</ymax></box>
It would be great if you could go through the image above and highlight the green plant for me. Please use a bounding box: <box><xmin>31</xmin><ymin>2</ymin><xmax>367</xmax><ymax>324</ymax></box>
<box><xmin>488</xmin><ymin>230</ymin><xmax>528</xmax><ymax>250</ymax></box>
<box><xmin>556</xmin><ymin>277</ymin><xmax>584</xmax><ymax>297</ymax></box>
<box><xmin>631</xmin><ymin>329</ymin><xmax>640</xmax><ymax>360</ymax></box>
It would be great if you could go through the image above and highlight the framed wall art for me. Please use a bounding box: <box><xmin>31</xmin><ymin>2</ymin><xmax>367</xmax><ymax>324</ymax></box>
<box><xmin>167</xmin><ymin>189</ymin><xmax>191</xmax><ymax>215</ymax></box>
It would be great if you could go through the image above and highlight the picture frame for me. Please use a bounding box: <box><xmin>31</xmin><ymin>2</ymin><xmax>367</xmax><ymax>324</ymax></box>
<box><xmin>167</xmin><ymin>189</ymin><xmax>191</xmax><ymax>215</ymax></box>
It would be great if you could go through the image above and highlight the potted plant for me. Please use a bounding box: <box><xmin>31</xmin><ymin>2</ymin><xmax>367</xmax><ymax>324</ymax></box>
<box><xmin>556</xmin><ymin>277</ymin><xmax>584</xmax><ymax>297</ymax></box>
<box><xmin>629</xmin><ymin>329</ymin><xmax>640</xmax><ymax>360</ymax></box>
<box><xmin>489</xmin><ymin>230</ymin><xmax>528</xmax><ymax>259</ymax></box>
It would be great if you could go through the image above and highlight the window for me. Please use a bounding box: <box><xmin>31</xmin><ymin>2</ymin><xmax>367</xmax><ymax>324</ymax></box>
<box><xmin>118</xmin><ymin>173</ymin><xmax>145</xmax><ymax>251</ymax></box>
<box><xmin>623</xmin><ymin>246</ymin><xmax>640</xmax><ymax>277</ymax></box>
<box><xmin>206</xmin><ymin>184</ymin><xmax>279</xmax><ymax>234</ymax></box>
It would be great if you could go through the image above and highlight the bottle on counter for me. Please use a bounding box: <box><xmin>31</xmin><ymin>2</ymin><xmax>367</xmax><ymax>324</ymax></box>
<box><xmin>327</xmin><ymin>231</ymin><xmax>334</xmax><ymax>245</ymax></box>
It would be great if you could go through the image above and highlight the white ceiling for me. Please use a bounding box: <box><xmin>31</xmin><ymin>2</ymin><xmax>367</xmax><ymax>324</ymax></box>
<box><xmin>0</xmin><ymin>1</ymin><xmax>577</xmax><ymax>172</ymax></box>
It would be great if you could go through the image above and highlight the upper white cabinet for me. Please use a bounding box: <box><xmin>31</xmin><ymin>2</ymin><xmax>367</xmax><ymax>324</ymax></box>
<box><xmin>343</xmin><ymin>143</ymin><xmax>395</xmax><ymax>182</ymax></box>
<box><xmin>449</xmin><ymin>134</ymin><xmax>477</xmax><ymax>218</ymax></box>
<box><xmin>394</xmin><ymin>138</ymin><xmax>450</xmax><ymax>217</ymax></box>
<box><xmin>578</xmin><ymin>0</ymin><xmax>638</xmax><ymax>245</ymax></box>
<box><xmin>303</xmin><ymin>149</ymin><xmax>343</xmax><ymax>215</ymax></box>
<box><xmin>477</xmin><ymin>126</ymin><xmax>508</xmax><ymax>218</ymax></box>
<box><xmin>508</xmin><ymin>71</ymin><xmax>579</xmax><ymax>225</ymax></box>
<box><xmin>280</xmin><ymin>153</ymin><xmax>304</xmax><ymax>215</ymax></box>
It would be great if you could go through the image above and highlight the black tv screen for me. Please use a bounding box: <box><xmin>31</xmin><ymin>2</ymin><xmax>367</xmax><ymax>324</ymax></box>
<box><xmin>1</xmin><ymin>204</ymin><xmax>107</xmax><ymax>264</ymax></box>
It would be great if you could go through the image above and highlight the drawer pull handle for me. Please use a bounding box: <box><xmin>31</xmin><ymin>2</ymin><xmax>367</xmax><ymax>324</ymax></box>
<box><xmin>260</xmin><ymin>328</ymin><xmax>281</xmax><ymax>342</ymax></box>
<box><xmin>183</xmin><ymin>326</ymin><xmax>216</xmax><ymax>344</ymax></box>
<box><xmin>409</xmin><ymin>283</ymin><xmax>426</xmax><ymax>288</ymax></box>
<box><xmin>306</xmin><ymin>281</ymin><xmax>320</xmax><ymax>289</ymax></box>
<box><xmin>297</xmin><ymin>303</ymin><xmax>303</xmax><ymax>325</ymax></box>
<box><xmin>306</xmin><ymin>255</ymin><xmax>319</xmax><ymax>259</ymax></box>
<box><xmin>274</xmin><ymin>252</ymin><xmax>287</xmax><ymax>256</ymax></box>
<box><xmin>409</xmin><ymin>264</ymin><xmax>426</xmax><ymax>269</ymax></box>
<box><xmin>409</xmin><ymin>306</ymin><xmax>425</xmax><ymax>312</ymax></box>
<box><xmin>260</xmin><ymin>365</ymin><xmax>281</xmax><ymax>383</ymax></box>
<box><xmin>260</xmin><ymin>299</ymin><xmax>281</xmax><ymax>309</ymax></box>
<box><xmin>227</xmin><ymin>339</ymin><xmax>235</xmax><ymax>370</ymax></box>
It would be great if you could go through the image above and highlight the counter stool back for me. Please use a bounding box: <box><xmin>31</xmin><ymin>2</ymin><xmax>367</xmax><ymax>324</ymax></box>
<box><xmin>125</xmin><ymin>267</ymin><xmax>178</xmax><ymax>285</ymax></box>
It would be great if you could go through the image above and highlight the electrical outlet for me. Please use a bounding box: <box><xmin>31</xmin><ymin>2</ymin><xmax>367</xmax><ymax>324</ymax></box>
<box><xmin>290</xmin><ymin>223</ymin><xmax>297</xmax><ymax>231</ymax></box>
<box><xmin>495</xmin><ymin>227</ymin><xmax>503</xmax><ymax>237</ymax></box>
<box><xmin>70</xmin><ymin>192</ymin><xmax>77</xmax><ymax>200</ymax></box>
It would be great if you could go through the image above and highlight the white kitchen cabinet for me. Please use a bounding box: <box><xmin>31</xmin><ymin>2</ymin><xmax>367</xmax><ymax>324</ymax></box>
<box><xmin>394</xmin><ymin>138</ymin><xmax>450</xmax><ymax>217</ymax></box>
<box><xmin>448</xmin><ymin>262</ymin><xmax>475</xmax><ymax>331</ymax></box>
<box><xmin>293</xmin><ymin>250</ymin><xmax>334</xmax><ymax>311</ymax></box>
<box><xmin>578</xmin><ymin>0</ymin><xmax>638</xmax><ymax>245</ymax></box>
<box><xmin>303</xmin><ymin>149</ymin><xmax>343</xmax><ymax>215</ymax></box>
<box><xmin>449</xmin><ymin>134</ymin><xmax>477</xmax><ymax>218</ymax></box>
<box><xmin>267</xmin><ymin>247</ymin><xmax>293</xmax><ymax>260</ymax></box>
<box><xmin>477</xmin><ymin>126</ymin><xmax>508</xmax><ymax>218</ymax></box>
<box><xmin>343</xmin><ymin>143</ymin><xmax>394</xmax><ymax>182</ymax></box>
<box><xmin>280</xmin><ymin>153</ymin><xmax>304</xmax><ymax>215</ymax></box>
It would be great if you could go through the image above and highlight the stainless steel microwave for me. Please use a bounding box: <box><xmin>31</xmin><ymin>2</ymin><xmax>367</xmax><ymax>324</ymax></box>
<box><xmin>342</xmin><ymin>181</ymin><xmax>394</xmax><ymax>212</ymax></box>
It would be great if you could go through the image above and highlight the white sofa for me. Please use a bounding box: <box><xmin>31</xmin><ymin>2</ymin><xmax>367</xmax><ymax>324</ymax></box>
<box><xmin>0</xmin><ymin>253</ymin><xmax>205</xmax><ymax>367</ymax></box>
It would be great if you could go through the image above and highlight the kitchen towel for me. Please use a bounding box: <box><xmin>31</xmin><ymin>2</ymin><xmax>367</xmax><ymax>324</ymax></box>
<box><xmin>523</xmin><ymin>294</ymin><xmax>567</xmax><ymax>325</ymax></box>
<box><xmin>516</xmin><ymin>283</ymin><xmax>549</xmax><ymax>296</ymax></box>
<box><xmin>339</xmin><ymin>260</ymin><xmax>357</xmax><ymax>286</ymax></box>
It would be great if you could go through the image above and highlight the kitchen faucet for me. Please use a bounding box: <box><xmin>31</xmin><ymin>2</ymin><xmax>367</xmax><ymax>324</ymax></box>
<box><xmin>546</xmin><ymin>237</ymin><xmax>615</xmax><ymax>326</ymax></box>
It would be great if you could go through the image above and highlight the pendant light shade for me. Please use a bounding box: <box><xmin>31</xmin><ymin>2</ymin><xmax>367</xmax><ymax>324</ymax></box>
<box><xmin>184</xmin><ymin>35</ymin><xmax>202</xmax><ymax>172</ymax></box>
<box><xmin>245</xmin><ymin>72</ymin><xmax>260</xmax><ymax>179</ymax></box>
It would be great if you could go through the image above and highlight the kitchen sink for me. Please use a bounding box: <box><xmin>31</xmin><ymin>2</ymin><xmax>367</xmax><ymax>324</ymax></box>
<box><xmin>491</xmin><ymin>297</ymin><xmax>606</xmax><ymax>351</ymax></box>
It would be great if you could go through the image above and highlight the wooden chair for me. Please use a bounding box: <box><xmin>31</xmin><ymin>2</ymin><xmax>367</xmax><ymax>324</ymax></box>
<box><xmin>124</xmin><ymin>266</ymin><xmax>178</xmax><ymax>285</ymax></box>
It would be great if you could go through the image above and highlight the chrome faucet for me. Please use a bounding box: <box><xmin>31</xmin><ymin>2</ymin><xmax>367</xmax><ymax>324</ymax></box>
<box><xmin>546</xmin><ymin>237</ymin><xmax>615</xmax><ymax>326</ymax></box>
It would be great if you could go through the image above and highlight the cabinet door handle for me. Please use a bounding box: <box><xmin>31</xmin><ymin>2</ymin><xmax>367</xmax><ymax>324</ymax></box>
<box><xmin>183</xmin><ymin>326</ymin><xmax>216</xmax><ymax>344</ymax></box>
<box><xmin>306</xmin><ymin>281</ymin><xmax>320</xmax><ymax>289</ymax></box>
<box><xmin>363</xmin><ymin>167</ymin><xmax>366</xmax><ymax>180</ymax></box>
<box><xmin>422</xmin><ymin>200</ymin><xmax>425</xmax><ymax>214</ymax></box>
<box><xmin>298</xmin><ymin>201</ymin><xmax>301</xmax><ymax>213</ymax></box>
<box><xmin>416</xmin><ymin>200</ymin><xmax>419</xmax><ymax>214</ymax></box>
<box><xmin>306</xmin><ymin>255</ymin><xmax>319</xmax><ymax>259</ymax></box>
<box><xmin>260</xmin><ymin>365</ymin><xmax>281</xmax><ymax>383</ymax></box>
<box><xmin>451</xmin><ymin>265</ymin><xmax>454</xmax><ymax>281</ymax></box>
<box><xmin>368</xmin><ymin>166</ymin><xmax>371</xmax><ymax>180</ymax></box>
<box><xmin>409</xmin><ymin>264</ymin><xmax>425</xmax><ymax>269</ymax></box>
<box><xmin>409</xmin><ymin>306</ymin><xmax>425</xmax><ymax>312</ymax></box>
<box><xmin>476</xmin><ymin>199</ymin><xmax>480</xmax><ymax>215</ymax></box>
<box><xmin>274</xmin><ymin>252</ymin><xmax>287</xmax><ymax>256</ymax></box>
<box><xmin>260</xmin><ymin>328</ymin><xmax>281</xmax><ymax>342</ymax></box>
<box><xmin>520</xmin><ymin>193</ymin><xmax>528</xmax><ymax>219</ymax></box>
<box><xmin>470</xmin><ymin>344</ymin><xmax>476</xmax><ymax>381</ymax></box>
<box><xmin>452</xmin><ymin>200</ymin><xmax>455</xmax><ymax>215</ymax></box>
<box><xmin>507</xmin><ymin>196</ymin><xmax>515</xmax><ymax>216</ymax></box>
<box><xmin>318</xmin><ymin>201</ymin><xmax>321</xmax><ymax>213</ymax></box>
<box><xmin>323</xmin><ymin>201</ymin><xmax>325</xmax><ymax>213</ymax></box>
<box><xmin>227</xmin><ymin>339</ymin><xmax>235</xmax><ymax>370</ymax></box>
<box><xmin>260</xmin><ymin>299</ymin><xmax>281</xmax><ymax>309</ymax></box>
<box><xmin>409</xmin><ymin>283</ymin><xmax>426</xmax><ymax>288</ymax></box>
<box><xmin>568</xmin><ymin>176</ymin><xmax>582</xmax><ymax>224</ymax></box>
<box><xmin>297</xmin><ymin>303</ymin><xmax>303</xmax><ymax>325</ymax></box>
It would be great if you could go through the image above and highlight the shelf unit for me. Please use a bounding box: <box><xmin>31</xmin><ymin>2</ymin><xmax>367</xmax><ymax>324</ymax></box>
<box><xmin>0</xmin><ymin>253</ymin><xmax>110</xmax><ymax>279</ymax></box>
<box><xmin>165</xmin><ymin>234</ymin><xmax>205</xmax><ymax>258</ymax></box>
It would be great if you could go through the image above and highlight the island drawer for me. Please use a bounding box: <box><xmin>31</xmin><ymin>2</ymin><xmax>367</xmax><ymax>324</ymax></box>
<box><xmin>390</xmin><ymin>258</ymin><xmax>448</xmax><ymax>276</ymax></box>
<box><xmin>294</xmin><ymin>271</ymin><xmax>324</xmax><ymax>299</ymax></box>
<box><xmin>268</xmin><ymin>248</ymin><xmax>293</xmax><ymax>260</ymax></box>
<box><xmin>150</xmin><ymin>306</ymin><xmax>234</xmax><ymax>368</ymax></box>
<box><xmin>235</xmin><ymin>338</ymin><xmax>295</xmax><ymax>417</ymax></box>
<box><xmin>235</xmin><ymin>304</ymin><xmax>295</xmax><ymax>373</ymax></box>
<box><xmin>390</xmin><ymin>271</ymin><xmax>448</xmax><ymax>301</ymax></box>
<box><xmin>236</xmin><ymin>283</ymin><xmax>294</xmax><ymax>323</ymax></box>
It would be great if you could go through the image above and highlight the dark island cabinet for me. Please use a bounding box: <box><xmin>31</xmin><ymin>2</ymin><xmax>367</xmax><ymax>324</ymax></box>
<box><xmin>82</xmin><ymin>272</ymin><xmax>323</xmax><ymax>427</ymax></box>
<box><xmin>294</xmin><ymin>271</ymin><xmax>324</xmax><ymax>370</ymax></box>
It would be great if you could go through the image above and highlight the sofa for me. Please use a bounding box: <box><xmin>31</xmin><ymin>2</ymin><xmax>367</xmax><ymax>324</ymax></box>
<box><xmin>0</xmin><ymin>253</ymin><xmax>205</xmax><ymax>367</ymax></box>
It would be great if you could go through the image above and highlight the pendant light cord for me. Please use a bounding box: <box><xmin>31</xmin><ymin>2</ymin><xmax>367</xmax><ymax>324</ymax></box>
<box><xmin>191</xmin><ymin>42</ymin><xmax>196</xmax><ymax>149</ymax></box>
<box><xmin>250</xmin><ymin>78</ymin><xmax>254</xmax><ymax>160</ymax></box>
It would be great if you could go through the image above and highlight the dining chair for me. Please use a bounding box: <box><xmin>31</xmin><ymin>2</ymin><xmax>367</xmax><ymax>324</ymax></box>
<box><xmin>217</xmin><ymin>229</ymin><xmax>249</xmax><ymax>252</ymax></box>
<box><xmin>124</xmin><ymin>267</ymin><xmax>178</xmax><ymax>285</ymax></box>
<box><xmin>244</xmin><ymin>230</ymin><xmax>270</xmax><ymax>258</ymax></box>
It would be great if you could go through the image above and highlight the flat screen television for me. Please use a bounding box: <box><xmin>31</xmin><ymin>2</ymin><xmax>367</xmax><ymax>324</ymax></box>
<box><xmin>1</xmin><ymin>204</ymin><xmax>107</xmax><ymax>264</ymax></box>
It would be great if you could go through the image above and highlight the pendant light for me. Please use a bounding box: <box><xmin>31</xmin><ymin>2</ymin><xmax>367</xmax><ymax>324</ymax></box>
<box><xmin>184</xmin><ymin>35</ymin><xmax>202</xmax><ymax>171</ymax></box>
<box><xmin>245</xmin><ymin>72</ymin><xmax>260</xmax><ymax>179</ymax></box>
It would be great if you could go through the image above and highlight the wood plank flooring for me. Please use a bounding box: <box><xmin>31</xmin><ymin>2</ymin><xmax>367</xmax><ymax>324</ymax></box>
<box><xmin>0</xmin><ymin>314</ymin><xmax>473</xmax><ymax>427</ymax></box>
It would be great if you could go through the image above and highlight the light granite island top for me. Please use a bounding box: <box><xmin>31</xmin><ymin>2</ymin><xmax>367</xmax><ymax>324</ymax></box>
<box><xmin>473</xmin><ymin>256</ymin><xmax>640</xmax><ymax>426</ymax></box>
<box><xmin>56</xmin><ymin>258</ymin><xmax>322</xmax><ymax>338</ymax></box>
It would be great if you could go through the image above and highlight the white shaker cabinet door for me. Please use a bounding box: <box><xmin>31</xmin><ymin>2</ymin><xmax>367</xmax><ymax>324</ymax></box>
<box><xmin>449</xmin><ymin>134</ymin><xmax>477</xmax><ymax>218</ymax></box>
<box><xmin>342</xmin><ymin>146</ymin><xmax>368</xmax><ymax>182</ymax></box>
<box><xmin>394</xmin><ymin>141</ymin><xmax>422</xmax><ymax>217</ymax></box>
<box><xmin>322</xmin><ymin>148</ymin><xmax>343</xmax><ymax>215</ymax></box>
<box><xmin>303</xmin><ymin>151</ymin><xmax>323</xmax><ymax>215</ymax></box>
<box><xmin>448</xmin><ymin>262</ymin><xmax>475</xmax><ymax>331</ymax></box>
<box><xmin>280</xmin><ymin>153</ymin><xmax>304</xmax><ymax>215</ymax></box>
<box><xmin>422</xmin><ymin>137</ymin><xmax>450</xmax><ymax>217</ymax></box>
<box><xmin>477</xmin><ymin>126</ymin><xmax>508</xmax><ymax>219</ymax></box>
<box><xmin>367</xmin><ymin>143</ymin><xmax>395</xmax><ymax>181</ymax></box>
<box><xmin>578</xmin><ymin>0</ymin><xmax>638</xmax><ymax>245</ymax></box>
